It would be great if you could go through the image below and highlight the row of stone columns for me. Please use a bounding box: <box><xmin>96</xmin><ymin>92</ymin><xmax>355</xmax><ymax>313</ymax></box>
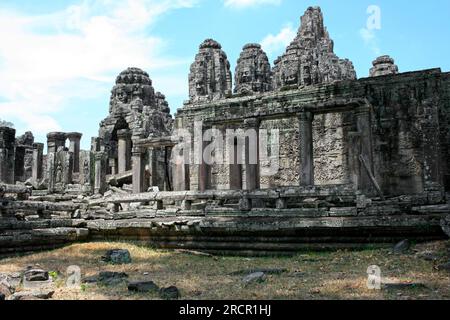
<box><xmin>47</xmin><ymin>132</ymin><xmax>83</xmax><ymax>174</ymax></box>
<box><xmin>108</xmin><ymin>105</ymin><xmax>377</xmax><ymax>196</ymax></box>
<box><xmin>130</xmin><ymin>146</ymin><xmax>172</xmax><ymax>194</ymax></box>
<box><xmin>174</xmin><ymin>107</ymin><xmax>376</xmax><ymax>194</ymax></box>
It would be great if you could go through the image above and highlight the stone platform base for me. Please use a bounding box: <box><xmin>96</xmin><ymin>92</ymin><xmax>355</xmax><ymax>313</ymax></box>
<box><xmin>87</xmin><ymin>213</ymin><xmax>447</xmax><ymax>255</ymax></box>
<box><xmin>0</xmin><ymin>218</ymin><xmax>88</xmax><ymax>255</ymax></box>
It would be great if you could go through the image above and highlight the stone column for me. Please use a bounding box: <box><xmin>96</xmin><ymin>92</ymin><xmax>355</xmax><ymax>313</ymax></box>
<box><xmin>94</xmin><ymin>152</ymin><xmax>107</xmax><ymax>194</ymax></box>
<box><xmin>0</xmin><ymin>127</ymin><xmax>16</xmax><ymax>184</ymax></box>
<box><xmin>355</xmin><ymin>105</ymin><xmax>374</xmax><ymax>193</ymax></box>
<box><xmin>91</xmin><ymin>137</ymin><xmax>102</xmax><ymax>152</ymax></box>
<box><xmin>117</xmin><ymin>129</ymin><xmax>132</xmax><ymax>174</ymax></box>
<box><xmin>173</xmin><ymin>149</ymin><xmax>190</xmax><ymax>191</ymax></box>
<box><xmin>66</xmin><ymin>132</ymin><xmax>82</xmax><ymax>173</ymax></box>
<box><xmin>132</xmin><ymin>147</ymin><xmax>146</xmax><ymax>194</ymax></box>
<box><xmin>32</xmin><ymin>143</ymin><xmax>44</xmax><ymax>182</ymax></box>
<box><xmin>109</xmin><ymin>159</ymin><xmax>117</xmax><ymax>176</ymax></box>
<box><xmin>14</xmin><ymin>145</ymin><xmax>26</xmax><ymax>182</ymax></box>
<box><xmin>47</xmin><ymin>132</ymin><xmax>67</xmax><ymax>154</ymax></box>
<box><xmin>298</xmin><ymin>111</ymin><xmax>314</xmax><ymax>186</ymax></box>
<box><xmin>198</xmin><ymin>126</ymin><xmax>211</xmax><ymax>192</ymax></box>
<box><xmin>244</xmin><ymin>118</ymin><xmax>260</xmax><ymax>191</ymax></box>
<box><xmin>421</xmin><ymin>103</ymin><xmax>443</xmax><ymax>192</ymax></box>
<box><xmin>229</xmin><ymin>137</ymin><xmax>243</xmax><ymax>190</ymax></box>
<box><xmin>149</xmin><ymin>147</ymin><xmax>166</xmax><ymax>190</ymax></box>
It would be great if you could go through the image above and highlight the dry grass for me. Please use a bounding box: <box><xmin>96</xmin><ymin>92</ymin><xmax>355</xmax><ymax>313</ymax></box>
<box><xmin>0</xmin><ymin>241</ymin><xmax>449</xmax><ymax>300</ymax></box>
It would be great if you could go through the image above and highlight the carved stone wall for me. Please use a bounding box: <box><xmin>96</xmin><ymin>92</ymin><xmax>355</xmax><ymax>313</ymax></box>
<box><xmin>260</xmin><ymin>118</ymin><xmax>300</xmax><ymax>187</ymax></box>
<box><xmin>312</xmin><ymin>112</ymin><xmax>354</xmax><ymax>185</ymax></box>
<box><xmin>47</xmin><ymin>150</ymin><xmax>73</xmax><ymax>193</ymax></box>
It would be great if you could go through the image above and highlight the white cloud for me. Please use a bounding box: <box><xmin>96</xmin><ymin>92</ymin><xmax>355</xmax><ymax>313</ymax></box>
<box><xmin>224</xmin><ymin>0</ymin><xmax>281</xmax><ymax>9</ymax></box>
<box><xmin>0</xmin><ymin>0</ymin><xmax>197</xmax><ymax>135</ymax></box>
<box><xmin>359</xmin><ymin>27</ymin><xmax>381</xmax><ymax>56</ymax></box>
<box><xmin>260</xmin><ymin>24</ymin><xmax>296</xmax><ymax>57</ymax></box>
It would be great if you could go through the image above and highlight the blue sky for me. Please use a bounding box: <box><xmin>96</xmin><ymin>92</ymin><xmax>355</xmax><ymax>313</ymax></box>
<box><xmin>0</xmin><ymin>0</ymin><xmax>449</xmax><ymax>150</ymax></box>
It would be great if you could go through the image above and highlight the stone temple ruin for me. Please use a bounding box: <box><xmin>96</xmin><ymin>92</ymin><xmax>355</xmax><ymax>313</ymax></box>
<box><xmin>0</xmin><ymin>6</ymin><xmax>449</xmax><ymax>255</ymax></box>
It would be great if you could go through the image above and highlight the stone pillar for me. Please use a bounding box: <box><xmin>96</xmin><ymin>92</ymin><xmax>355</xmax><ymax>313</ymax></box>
<box><xmin>198</xmin><ymin>126</ymin><xmax>211</xmax><ymax>192</ymax></box>
<box><xmin>148</xmin><ymin>147</ymin><xmax>166</xmax><ymax>190</ymax></box>
<box><xmin>229</xmin><ymin>137</ymin><xmax>243</xmax><ymax>190</ymax></box>
<box><xmin>32</xmin><ymin>143</ymin><xmax>44</xmax><ymax>182</ymax></box>
<box><xmin>80</xmin><ymin>150</ymin><xmax>92</xmax><ymax>186</ymax></box>
<box><xmin>47</xmin><ymin>132</ymin><xmax>66</xmax><ymax>154</ymax></box>
<box><xmin>421</xmin><ymin>102</ymin><xmax>443</xmax><ymax>192</ymax></box>
<box><xmin>298</xmin><ymin>112</ymin><xmax>314</xmax><ymax>186</ymax></box>
<box><xmin>0</xmin><ymin>127</ymin><xmax>16</xmax><ymax>184</ymax></box>
<box><xmin>91</xmin><ymin>137</ymin><xmax>102</xmax><ymax>152</ymax></box>
<box><xmin>66</xmin><ymin>132</ymin><xmax>82</xmax><ymax>173</ymax></box>
<box><xmin>46</xmin><ymin>152</ymin><xmax>56</xmax><ymax>193</ymax></box>
<box><xmin>109</xmin><ymin>159</ymin><xmax>117</xmax><ymax>176</ymax></box>
<box><xmin>94</xmin><ymin>152</ymin><xmax>107</xmax><ymax>194</ymax></box>
<box><xmin>173</xmin><ymin>150</ymin><xmax>190</xmax><ymax>191</ymax></box>
<box><xmin>132</xmin><ymin>147</ymin><xmax>146</xmax><ymax>194</ymax></box>
<box><xmin>164</xmin><ymin>146</ymin><xmax>173</xmax><ymax>191</ymax></box>
<box><xmin>244</xmin><ymin>118</ymin><xmax>260</xmax><ymax>191</ymax></box>
<box><xmin>14</xmin><ymin>145</ymin><xmax>26</xmax><ymax>182</ymax></box>
<box><xmin>355</xmin><ymin>105</ymin><xmax>374</xmax><ymax>193</ymax></box>
<box><xmin>117</xmin><ymin>129</ymin><xmax>132</xmax><ymax>174</ymax></box>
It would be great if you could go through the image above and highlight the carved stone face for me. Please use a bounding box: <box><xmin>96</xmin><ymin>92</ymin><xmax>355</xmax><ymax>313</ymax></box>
<box><xmin>283</xmin><ymin>67</ymin><xmax>298</xmax><ymax>85</ymax></box>
<box><xmin>116</xmin><ymin>88</ymin><xmax>128</xmax><ymax>103</ymax></box>
<box><xmin>195</xmin><ymin>81</ymin><xmax>205</xmax><ymax>95</ymax></box>
<box><xmin>240</xmin><ymin>66</ymin><xmax>253</xmax><ymax>84</ymax></box>
<box><xmin>194</xmin><ymin>68</ymin><xmax>206</xmax><ymax>96</ymax></box>
<box><xmin>132</xmin><ymin>85</ymin><xmax>144</xmax><ymax>101</ymax></box>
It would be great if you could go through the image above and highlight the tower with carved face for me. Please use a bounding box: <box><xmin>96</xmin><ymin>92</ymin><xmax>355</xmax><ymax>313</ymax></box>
<box><xmin>188</xmin><ymin>39</ymin><xmax>232</xmax><ymax>102</ymax></box>
<box><xmin>97</xmin><ymin>67</ymin><xmax>173</xmax><ymax>176</ymax></box>
<box><xmin>273</xmin><ymin>6</ymin><xmax>356</xmax><ymax>89</ymax></box>
<box><xmin>234</xmin><ymin>43</ymin><xmax>272</xmax><ymax>95</ymax></box>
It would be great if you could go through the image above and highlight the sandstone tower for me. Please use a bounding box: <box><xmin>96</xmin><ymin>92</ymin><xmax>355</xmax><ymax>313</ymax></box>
<box><xmin>188</xmin><ymin>39</ymin><xmax>233</xmax><ymax>102</ymax></box>
<box><xmin>234</xmin><ymin>43</ymin><xmax>272</xmax><ymax>95</ymax></box>
<box><xmin>97</xmin><ymin>67</ymin><xmax>173</xmax><ymax>176</ymax></box>
<box><xmin>369</xmin><ymin>55</ymin><xmax>399</xmax><ymax>77</ymax></box>
<box><xmin>273</xmin><ymin>6</ymin><xmax>356</xmax><ymax>89</ymax></box>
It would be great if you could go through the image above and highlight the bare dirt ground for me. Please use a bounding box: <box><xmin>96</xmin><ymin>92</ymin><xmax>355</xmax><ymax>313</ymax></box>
<box><xmin>1</xmin><ymin>241</ymin><xmax>449</xmax><ymax>300</ymax></box>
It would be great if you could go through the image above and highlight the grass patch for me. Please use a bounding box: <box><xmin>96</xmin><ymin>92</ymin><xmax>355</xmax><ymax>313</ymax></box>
<box><xmin>0</xmin><ymin>241</ymin><xmax>449</xmax><ymax>300</ymax></box>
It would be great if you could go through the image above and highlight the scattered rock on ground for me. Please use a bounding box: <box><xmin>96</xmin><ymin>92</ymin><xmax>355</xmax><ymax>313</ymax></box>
<box><xmin>0</xmin><ymin>283</ymin><xmax>12</xmax><ymax>298</ymax></box>
<box><xmin>440</xmin><ymin>216</ymin><xmax>450</xmax><ymax>237</ymax></box>
<box><xmin>102</xmin><ymin>249</ymin><xmax>132</xmax><ymax>265</ymax></box>
<box><xmin>97</xmin><ymin>272</ymin><xmax>129</xmax><ymax>286</ymax></box>
<box><xmin>393</xmin><ymin>239</ymin><xmax>411</xmax><ymax>254</ymax></box>
<box><xmin>415</xmin><ymin>250</ymin><xmax>440</xmax><ymax>261</ymax></box>
<box><xmin>437</xmin><ymin>262</ymin><xmax>450</xmax><ymax>272</ymax></box>
<box><xmin>8</xmin><ymin>289</ymin><xmax>54</xmax><ymax>300</ymax></box>
<box><xmin>242</xmin><ymin>272</ymin><xmax>266</xmax><ymax>284</ymax></box>
<box><xmin>0</xmin><ymin>273</ymin><xmax>21</xmax><ymax>290</ymax></box>
<box><xmin>24</xmin><ymin>269</ymin><xmax>49</xmax><ymax>282</ymax></box>
<box><xmin>128</xmin><ymin>281</ymin><xmax>159</xmax><ymax>293</ymax></box>
<box><xmin>383</xmin><ymin>283</ymin><xmax>428</xmax><ymax>290</ymax></box>
<box><xmin>159</xmin><ymin>286</ymin><xmax>180</xmax><ymax>300</ymax></box>
<box><xmin>231</xmin><ymin>268</ymin><xmax>287</xmax><ymax>276</ymax></box>
<box><xmin>82</xmin><ymin>275</ymin><xmax>99</xmax><ymax>284</ymax></box>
